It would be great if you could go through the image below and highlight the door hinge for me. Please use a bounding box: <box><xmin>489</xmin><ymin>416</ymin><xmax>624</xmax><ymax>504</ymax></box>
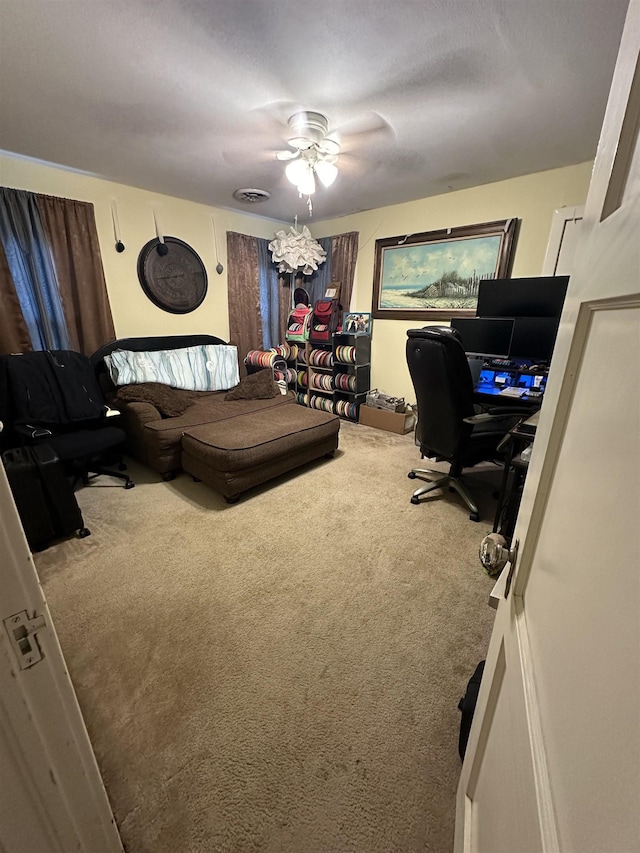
<box><xmin>4</xmin><ymin>610</ymin><xmax>47</xmax><ymax>670</ymax></box>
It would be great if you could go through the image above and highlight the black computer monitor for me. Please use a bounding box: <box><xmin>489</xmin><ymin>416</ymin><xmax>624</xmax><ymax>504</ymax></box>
<box><xmin>450</xmin><ymin>317</ymin><xmax>514</xmax><ymax>357</ymax></box>
<box><xmin>477</xmin><ymin>276</ymin><xmax>569</xmax><ymax>318</ymax></box>
<box><xmin>509</xmin><ymin>317</ymin><xmax>560</xmax><ymax>362</ymax></box>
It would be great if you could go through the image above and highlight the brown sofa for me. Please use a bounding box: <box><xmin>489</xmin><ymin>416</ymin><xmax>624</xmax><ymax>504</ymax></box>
<box><xmin>90</xmin><ymin>335</ymin><xmax>340</xmax><ymax>500</ymax></box>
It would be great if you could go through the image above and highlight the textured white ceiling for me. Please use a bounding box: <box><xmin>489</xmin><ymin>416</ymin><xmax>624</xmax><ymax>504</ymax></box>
<box><xmin>0</xmin><ymin>0</ymin><xmax>630</xmax><ymax>223</ymax></box>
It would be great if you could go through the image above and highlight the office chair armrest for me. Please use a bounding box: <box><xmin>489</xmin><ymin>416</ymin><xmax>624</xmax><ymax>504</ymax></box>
<box><xmin>17</xmin><ymin>423</ymin><xmax>54</xmax><ymax>440</ymax></box>
<box><xmin>464</xmin><ymin>408</ymin><xmax>529</xmax><ymax>424</ymax></box>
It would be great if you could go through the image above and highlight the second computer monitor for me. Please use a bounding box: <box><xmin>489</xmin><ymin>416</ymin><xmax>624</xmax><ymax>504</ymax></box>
<box><xmin>509</xmin><ymin>316</ymin><xmax>560</xmax><ymax>362</ymax></box>
<box><xmin>450</xmin><ymin>317</ymin><xmax>514</xmax><ymax>358</ymax></box>
<box><xmin>477</xmin><ymin>276</ymin><xmax>569</xmax><ymax>318</ymax></box>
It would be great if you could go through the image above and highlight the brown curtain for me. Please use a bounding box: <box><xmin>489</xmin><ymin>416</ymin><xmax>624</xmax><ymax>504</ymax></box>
<box><xmin>331</xmin><ymin>231</ymin><xmax>359</xmax><ymax>311</ymax></box>
<box><xmin>0</xmin><ymin>240</ymin><xmax>32</xmax><ymax>354</ymax></box>
<box><xmin>227</xmin><ymin>232</ymin><xmax>263</xmax><ymax>375</ymax></box>
<box><xmin>37</xmin><ymin>194</ymin><xmax>115</xmax><ymax>355</ymax></box>
<box><xmin>278</xmin><ymin>274</ymin><xmax>292</xmax><ymax>344</ymax></box>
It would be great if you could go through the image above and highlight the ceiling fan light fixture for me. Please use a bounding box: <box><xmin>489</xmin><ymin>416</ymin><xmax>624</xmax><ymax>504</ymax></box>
<box><xmin>285</xmin><ymin>158</ymin><xmax>309</xmax><ymax>186</ymax></box>
<box><xmin>297</xmin><ymin>165</ymin><xmax>316</xmax><ymax>196</ymax></box>
<box><xmin>314</xmin><ymin>159</ymin><xmax>338</xmax><ymax>188</ymax></box>
<box><xmin>278</xmin><ymin>112</ymin><xmax>342</xmax><ymax>206</ymax></box>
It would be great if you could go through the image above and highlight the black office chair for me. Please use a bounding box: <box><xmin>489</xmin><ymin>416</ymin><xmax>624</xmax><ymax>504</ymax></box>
<box><xmin>0</xmin><ymin>350</ymin><xmax>134</xmax><ymax>489</ymax></box>
<box><xmin>406</xmin><ymin>326</ymin><xmax>524</xmax><ymax>521</ymax></box>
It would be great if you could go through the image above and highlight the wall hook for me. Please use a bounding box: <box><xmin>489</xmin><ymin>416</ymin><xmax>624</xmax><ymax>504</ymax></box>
<box><xmin>153</xmin><ymin>208</ymin><xmax>168</xmax><ymax>255</ymax></box>
<box><xmin>111</xmin><ymin>199</ymin><xmax>125</xmax><ymax>252</ymax></box>
<box><xmin>211</xmin><ymin>215</ymin><xmax>223</xmax><ymax>274</ymax></box>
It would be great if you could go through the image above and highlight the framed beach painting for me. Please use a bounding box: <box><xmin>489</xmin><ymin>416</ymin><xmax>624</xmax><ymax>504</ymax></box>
<box><xmin>371</xmin><ymin>219</ymin><xmax>517</xmax><ymax>320</ymax></box>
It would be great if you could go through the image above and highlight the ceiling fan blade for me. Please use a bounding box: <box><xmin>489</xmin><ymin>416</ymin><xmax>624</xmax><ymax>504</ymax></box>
<box><xmin>275</xmin><ymin>149</ymin><xmax>300</xmax><ymax>161</ymax></box>
<box><xmin>329</xmin><ymin>111</ymin><xmax>395</xmax><ymax>150</ymax></box>
<box><xmin>221</xmin><ymin>100</ymin><xmax>303</xmax><ymax>166</ymax></box>
<box><xmin>317</xmin><ymin>138</ymin><xmax>340</xmax><ymax>156</ymax></box>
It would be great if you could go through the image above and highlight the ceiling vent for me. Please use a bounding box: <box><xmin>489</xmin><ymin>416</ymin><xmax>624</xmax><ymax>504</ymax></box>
<box><xmin>233</xmin><ymin>188</ymin><xmax>271</xmax><ymax>204</ymax></box>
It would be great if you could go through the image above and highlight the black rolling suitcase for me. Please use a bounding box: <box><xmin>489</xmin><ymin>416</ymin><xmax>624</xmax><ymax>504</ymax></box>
<box><xmin>3</xmin><ymin>446</ymin><xmax>56</xmax><ymax>550</ymax></box>
<box><xmin>2</xmin><ymin>444</ymin><xmax>88</xmax><ymax>551</ymax></box>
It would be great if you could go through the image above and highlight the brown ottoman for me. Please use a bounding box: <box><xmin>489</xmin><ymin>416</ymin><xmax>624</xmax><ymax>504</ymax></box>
<box><xmin>181</xmin><ymin>405</ymin><xmax>340</xmax><ymax>501</ymax></box>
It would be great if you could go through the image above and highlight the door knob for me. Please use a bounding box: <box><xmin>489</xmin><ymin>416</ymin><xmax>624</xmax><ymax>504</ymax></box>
<box><xmin>479</xmin><ymin>533</ymin><xmax>518</xmax><ymax>575</ymax></box>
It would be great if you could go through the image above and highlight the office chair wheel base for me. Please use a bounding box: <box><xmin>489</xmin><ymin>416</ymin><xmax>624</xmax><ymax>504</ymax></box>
<box><xmin>410</xmin><ymin>495</ymin><xmax>420</xmax><ymax>505</ymax></box>
<box><xmin>469</xmin><ymin>511</ymin><xmax>480</xmax><ymax>522</ymax></box>
<box><xmin>77</xmin><ymin>527</ymin><xmax>91</xmax><ymax>539</ymax></box>
<box><xmin>408</xmin><ymin>471</ymin><xmax>417</xmax><ymax>479</ymax></box>
<box><xmin>125</xmin><ymin>480</ymin><xmax>135</xmax><ymax>489</ymax></box>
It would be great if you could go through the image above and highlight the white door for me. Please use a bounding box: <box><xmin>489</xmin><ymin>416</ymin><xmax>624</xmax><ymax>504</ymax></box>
<box><xmin>0</xmin><ymin>464</ymin><xmax>123</xmax><ymax>852</ymax></box>
<box><xmin>455</xmin><ymin>4</ymin><xmax>640</xmax><ymax>852</ymax></box>
<box><xmin>541</xmin><ymin>205</ymin><xmax>585</xmax><ymax>276</ymax></box>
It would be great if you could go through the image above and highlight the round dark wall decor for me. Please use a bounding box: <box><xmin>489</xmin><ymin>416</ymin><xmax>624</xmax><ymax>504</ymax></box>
<box><xmin>137</xmin><ymin>237</ymin><xmax>208</xmax><ymax>314</ymax></box>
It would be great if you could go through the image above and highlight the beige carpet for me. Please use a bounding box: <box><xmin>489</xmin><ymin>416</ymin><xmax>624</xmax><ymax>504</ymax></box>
<box><xmin>34</xmin><ymin>422</ymin><xmax>499</xmax><ymax>853</ymax></box>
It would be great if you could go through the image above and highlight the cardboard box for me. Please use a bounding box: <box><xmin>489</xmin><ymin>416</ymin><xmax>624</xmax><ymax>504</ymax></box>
<box><xmin>359</xmin><ymin>404</ymin><xmax>415</xmax><ymax>435</ymax></box>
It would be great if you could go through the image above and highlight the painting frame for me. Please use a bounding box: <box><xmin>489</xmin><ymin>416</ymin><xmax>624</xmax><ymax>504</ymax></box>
<box><xmin>371</xmin><ymin>218</ymin><xmax>518</xmax><ymax>321</ymax></box>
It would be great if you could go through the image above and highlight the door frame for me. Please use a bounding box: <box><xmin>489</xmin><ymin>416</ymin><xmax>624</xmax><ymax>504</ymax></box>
<box><xmin>541</xmin><ymin>204</ymin><xmax>585</xmax><ymax>275</ymax></box>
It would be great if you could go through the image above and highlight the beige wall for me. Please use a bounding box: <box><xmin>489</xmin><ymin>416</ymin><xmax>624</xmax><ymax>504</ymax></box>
<box><xmin>1</xmin><ymin>153</ymin><xmax>591</xmax><ymax>401</ymax></box>
<box><xmin>311</xmin><ymin>161</ymin><xmax>593</xmax><ymax>401</ymax></box>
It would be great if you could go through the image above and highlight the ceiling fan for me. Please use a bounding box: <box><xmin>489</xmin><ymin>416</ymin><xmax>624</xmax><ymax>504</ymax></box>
<box><xmin>275</xmin><ymin>111</ymin><xmax>341</xmax><ymax>201</ymax></box>
<box><xmin>223</xmin><ymin>104</ymin><xmax>395</xmax><ymax>215</ymax></box>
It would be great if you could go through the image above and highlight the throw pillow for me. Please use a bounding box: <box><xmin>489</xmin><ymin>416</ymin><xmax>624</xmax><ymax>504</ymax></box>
<box><xmin>225</xmin><ymin>369</ymin><xmax>278</xmax><ymax>401</ymax></box>
<box><xmin>104</xmin><ymin>344</ymin><xmax>240</xmax><ymax>391</ymax></box>
<box><xmin>114</xmin><ymin>383</ymin><xmax>196</xmax><ymax>418</ymax></box>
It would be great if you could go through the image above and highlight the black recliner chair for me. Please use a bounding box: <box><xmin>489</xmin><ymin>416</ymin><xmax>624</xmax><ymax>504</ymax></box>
<box><xmin>0</xmin><ymin>349</ymin><xmax>134</xmax><ymax>489</ymax></box>
<box><xmin>406</xmin><ymin>326</ymin><xmax>525</xmax><ymax>521</ymax></box>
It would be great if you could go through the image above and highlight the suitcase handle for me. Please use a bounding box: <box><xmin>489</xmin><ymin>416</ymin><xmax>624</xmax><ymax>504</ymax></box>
<box><xmin>23</xmin><ymin>424</ymin><xmax>53</xmax><ymax>439</ymax></box>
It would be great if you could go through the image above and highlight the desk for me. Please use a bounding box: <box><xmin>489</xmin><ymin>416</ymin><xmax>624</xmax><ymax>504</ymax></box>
<box><xmin>469</xmin><ymin>357</ymin><xmax>547</xmax><ymax>409</ymax></box>
<box><xmin>474</xmin><ymin>385</ymin><xmax>541</xmax><ymax>411</ymax></box>
<box><xmin>493</xmin><ymin>411</ymin><xmax>539</xmax><ymax>539</ymax></box>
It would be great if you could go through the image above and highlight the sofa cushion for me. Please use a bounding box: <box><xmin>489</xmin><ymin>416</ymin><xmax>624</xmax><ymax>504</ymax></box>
<box><xmin>143</xmin><ymin>391</ymin><xmax>295</xmax><ymax>434</ymax></box>
<box><xmin>104</xmin><ymin>344</ymin><xmax>239</xmax><ymax>391</ymax></box>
